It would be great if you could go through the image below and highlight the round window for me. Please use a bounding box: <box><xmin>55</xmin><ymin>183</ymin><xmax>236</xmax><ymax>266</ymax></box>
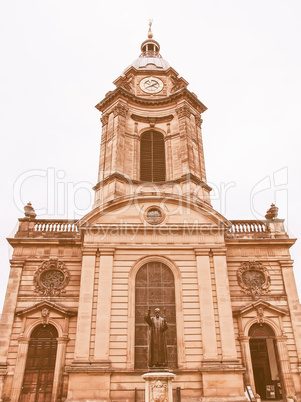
<box><xmin>145</xmin><ymin>207</ymin><xmax>164</xmax><ymax>225</ymax></box>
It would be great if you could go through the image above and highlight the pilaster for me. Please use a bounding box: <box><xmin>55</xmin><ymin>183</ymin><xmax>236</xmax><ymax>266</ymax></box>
<box><xmin>98</xmin><ymin>114</ymin><xmax>109</xmax><ymax>184</ymax></box>
<box><xmin>10</xmin><ymin>338</ymin><xmax>29</xmax><ymax>402</ymax></box>
<box><xmin>176</xmin><ymin>104</ymin><xmax>192</xmax><ymax>176</ymax></box>
<box><xmin>195</xmin><ymin>248</ymin><xmax>218</xmax><ymax>361</ymax></box>
<box><xmin>52</xmin><ymin>336</ymin><xmax>69</xmax><ymax>402</ymax></box>
<box><xmin>275</xmin><ymin>335</ymin><xmax>295</xmax><ymax>396</ymax></box>
<box><xmin>239</xmin><ymin>335</ymin><xmax>255</xmax><ymax>390</ymax></box>
<box><xmin>0</xmin><ymin>260</ymin><xmax>24</xmax><ymax>365</ymax></box>
<box><xmin>73</xmin><ymin>248</ymin><xmax>97</xmax><ymax>362</ymax></box>
<box><xmin>212</xmin><ymin>248</ymin><xmax>238</xmax><ymax>361</ymax></box>
<box><xmin>195</xmin><ymin>114</ymin><xmax>207</xmax><ymax>182</ymax></box>
<box><xmin>280</xmin><ymin>260</ymin><xmax>301</xmax><ymax>370</ymax></box>
<box><xmin>94</xmin><ymin>248</ymin><xmax>115</xmax><ymax>367</ymax></box>
<box><xmin>112</xmin><ymin>102</ymin><xmax>128</xmax><ymax>174</ymax></box>
<box><xmin>0</xmin><ymin>363</ymin><xmax>7</xmax><ymax>402</ymax></box>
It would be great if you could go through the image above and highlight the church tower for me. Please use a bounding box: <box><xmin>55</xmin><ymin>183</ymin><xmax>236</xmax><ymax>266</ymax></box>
<box><xmin>1</xmin><ymin>24</ymin><xmax>301</xmax><ymax>402</ymax></box>
<box><xmin>93</xmin><ymin>22</ymin><xmax>210</xmax><ymax>208</ymax></box>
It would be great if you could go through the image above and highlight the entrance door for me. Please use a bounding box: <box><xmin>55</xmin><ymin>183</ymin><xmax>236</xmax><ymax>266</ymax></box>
<box><xmin>249</xmin><ymin>324</ymin><xmax>282</xmax><ymax>401</ymax></box>
<box><xmin>20</xmin><ymin>325</ymin><xmax>58</xmax><ymax>402</ymax></box>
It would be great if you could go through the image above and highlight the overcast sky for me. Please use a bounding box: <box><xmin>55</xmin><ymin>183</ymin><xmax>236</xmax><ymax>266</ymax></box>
<box><xmin>0</xmin><ymin>0</ymin><xmax>301</xmax><ymax>311</ymax></box>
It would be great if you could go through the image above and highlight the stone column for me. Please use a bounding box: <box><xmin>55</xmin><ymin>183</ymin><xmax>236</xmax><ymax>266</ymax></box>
<box><xmin>195</xmin><ymin>249</ymin><xmax>218</xmax><ymax>361</ymax></box>
<box><xmin>10</xmin><ymin>338</ymin><xmax>29</xmax><ymax>402</ymax></box>
<box><xmin>52</xmin><ymin>336</ymin><xmax>68</xmax><ymax>402</ymax></box>
<box><xmin>212</xmin><ymin>249</ymin><xmax>238</xmax><ymax>361</ymax></box>
<box><xmin>73</xmin><ymin>248</ymin><xmax>96</xmax><ymax>361</ymax></box>
<box><xmin>275</xmin><ymin>335</ymin><xmax>295</xmax><ymax>396</ymax></box>
<box><xmin>94</xmin><ymin>248</ymin><xmax>115</xmax><ymax>366</ymax></box>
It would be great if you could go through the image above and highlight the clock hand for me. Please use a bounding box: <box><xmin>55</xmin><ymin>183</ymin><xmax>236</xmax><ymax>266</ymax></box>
<box><xmin>147</xmin><ymin>82</ymin><xmax>159</xmax><ymax>89</ymax></box>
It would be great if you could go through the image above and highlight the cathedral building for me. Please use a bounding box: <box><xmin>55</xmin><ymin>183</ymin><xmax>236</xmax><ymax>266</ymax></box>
<box><xmin>1</xmin><ymin>25</ymin><xmax>301</xmax><ymax>402</ymax></box>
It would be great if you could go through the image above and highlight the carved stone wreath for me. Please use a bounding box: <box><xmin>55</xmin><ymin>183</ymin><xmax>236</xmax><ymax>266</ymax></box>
<box><xmin>237</xmin><ymin>261</ymin><xmax>271</xmax><ymax>296</ymax></box>
<box><xmin>34</xmin><ymin>258</ymin><xmax>70</xmax><ymax>296</ymax></box>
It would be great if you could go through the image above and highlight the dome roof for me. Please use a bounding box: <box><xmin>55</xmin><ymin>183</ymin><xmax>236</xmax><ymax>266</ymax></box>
<box><xmin>129</xmin><ymin>55</ymin><xmax>170</xmax><ymax>71</ymax></box>
<box><xmin>123</xmin><ymin>22</ymin><xmax>170</xmax><ymax>73</ymax></box>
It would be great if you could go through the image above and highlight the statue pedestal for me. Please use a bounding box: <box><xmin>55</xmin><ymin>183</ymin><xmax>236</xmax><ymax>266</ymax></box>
<box><xmin>142</xmin><ymin>372</ymin><xmax>176</xmax><ymax>402</ymax></box>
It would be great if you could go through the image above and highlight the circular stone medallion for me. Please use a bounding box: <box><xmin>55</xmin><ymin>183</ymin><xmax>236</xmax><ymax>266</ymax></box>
<box><xmin>145</xmin><ymin>207</ymin><xmax>164</xmax><ymax>225</ymax></box>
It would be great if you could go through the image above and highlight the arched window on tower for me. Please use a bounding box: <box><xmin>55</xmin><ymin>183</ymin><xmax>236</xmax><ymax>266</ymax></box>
<box><xmin>140</xmin><ymin>131</ymin><xmax>166</xmax><ymax>182</ymax></box>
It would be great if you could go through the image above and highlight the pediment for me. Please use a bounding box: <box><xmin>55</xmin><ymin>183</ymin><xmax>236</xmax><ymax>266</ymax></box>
<box><xmin>233</xmin><ymin>299</ymin><xmax>288</xmax><ymax>317</ymax></box>
<box><xmin>80</xmin><ymin>193</ymin><xmax>230</xmax><ymax>230</ymax></box>
<box><xmin>16</xmin><ymin>300</ymin><xmax>77</xmax><ymax>318</ymax></box>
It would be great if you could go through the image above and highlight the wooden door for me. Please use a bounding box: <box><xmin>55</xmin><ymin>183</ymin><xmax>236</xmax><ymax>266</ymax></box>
<box><xmin>20</xmin><ymin>325</ymin><xmax>58</xmax><ymax>402</ymax></box>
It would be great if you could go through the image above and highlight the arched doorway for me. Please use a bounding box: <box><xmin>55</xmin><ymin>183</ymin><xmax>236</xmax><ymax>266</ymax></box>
<box><xmin>249</xmin><ymin>323</ymin><xmax>282</xmax><ymax>400</ymax></box>
<box><xmin>20</xmin><ymin>324</ymin><xmax>58</xmax><ymax>402</ymax></box>
<box><xmin>134</xmin><ymin>261</ymin><xmax>177</xmax><ymax>369</ymax></box>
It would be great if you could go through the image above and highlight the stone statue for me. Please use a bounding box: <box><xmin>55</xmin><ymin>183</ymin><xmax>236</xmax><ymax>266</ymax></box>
<box><xmin>145</xmin><ymin>308</ymin><xmax>168</xmax><ymax>368</ymax></box>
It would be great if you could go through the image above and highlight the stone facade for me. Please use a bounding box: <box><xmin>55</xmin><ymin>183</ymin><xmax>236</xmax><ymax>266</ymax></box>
<box><xmin>1</xmin><ymin>26</ymin><xmax>301</xmax><ymax>402</ymax></box>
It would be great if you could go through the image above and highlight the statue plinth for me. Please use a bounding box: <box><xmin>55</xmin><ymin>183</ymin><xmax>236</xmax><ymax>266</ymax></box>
<box><xmin>142</xmin><ymin>372</ymin><xmax>176</xmax><ymax>402</ymax></box>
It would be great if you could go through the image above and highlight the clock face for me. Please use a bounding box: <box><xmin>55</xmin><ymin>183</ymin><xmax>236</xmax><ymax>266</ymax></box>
<box><xmin>140</xmin><ymin>77</ymin><xmax>164</xmax><ymax>94</ymax></box>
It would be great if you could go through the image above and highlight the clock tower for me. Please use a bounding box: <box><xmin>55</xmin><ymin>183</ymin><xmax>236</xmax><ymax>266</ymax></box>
<box><xmin>93</xmin><ymin>22</ymin><xmax>211</xmax><ymax>208</ymax></box>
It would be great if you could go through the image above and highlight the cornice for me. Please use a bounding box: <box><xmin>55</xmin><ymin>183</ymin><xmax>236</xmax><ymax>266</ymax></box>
<box><xmin>7</xmin><ymin>237</ymin><xmax>82</xmax><ymax>246</ymax></box>
<box><xmin>113</xmin><ymin>66</ymin><xmax>189</xmax><ymax>86</ymax></box>
<box><xmin>225</xmin><ymin>238</ymin><xmax>296</xmax><ymax>247</ymax></box>
<box><xmin>95</xmin><ymin>86</ymin><xmax>207</xmax><ymax>114</ymax></box>
<box><xmin>93</xmin><ymin>172</ymin><xmax>212</xmax><ymax>192</ymax></box>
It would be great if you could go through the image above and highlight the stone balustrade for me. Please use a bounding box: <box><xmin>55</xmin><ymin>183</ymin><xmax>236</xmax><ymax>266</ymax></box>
<box><xmin>34</xmin><ymin>220</ymin><xmax>79</xmax><ymax>233</ymax></box>
<box><xmin>227</xmin><ymin>219</ymin><xmax>288</xmax><ymax>239</ymax></box>
<box><xmin>229</xmin><ymin>220</ymin><xmax>268</xmax><ymax>235</ymax></box>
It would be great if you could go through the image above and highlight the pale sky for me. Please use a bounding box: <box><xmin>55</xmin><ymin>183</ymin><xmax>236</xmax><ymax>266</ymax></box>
<box><xmin>1</xmin><ymin>0</ymin><xmax>301</xmax><ymax>311</ymax></box>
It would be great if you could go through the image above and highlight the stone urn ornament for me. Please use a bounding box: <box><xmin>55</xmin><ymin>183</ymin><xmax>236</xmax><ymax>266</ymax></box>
<box><xmin>24</xmin><ymin>202</ymin><xmax>37</xmax><ymax>219</ymax></box>
<box><xmin>265</xmin><ymin>203</ymin><xmax>278</xmax><ymax>220</ymax></box>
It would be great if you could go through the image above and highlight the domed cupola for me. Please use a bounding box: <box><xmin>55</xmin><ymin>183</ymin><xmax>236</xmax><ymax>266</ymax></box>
<box><xmin>125</xmin><ymin>21</ymin><xmax>170</xmax><ymax>72</ymax></box>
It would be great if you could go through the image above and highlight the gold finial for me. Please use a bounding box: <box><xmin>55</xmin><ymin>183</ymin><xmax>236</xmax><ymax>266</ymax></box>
<box><xmin>148</xmin><ymin>19</ymin><xmax>153</xmax><ymax>39</ymax></box>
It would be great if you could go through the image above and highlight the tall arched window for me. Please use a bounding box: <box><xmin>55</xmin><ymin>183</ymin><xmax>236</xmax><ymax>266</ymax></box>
<box><xmin>20</xmin><ymin>324</ymin><xmax>58</xmax><ymax>402</ymax></box>
<box><xmin>135</xmin><ymin>261</ymin><xmax>177</xmax><ymax>369</ymax></box>
<box><xmin>140</xmin><ymin>131</ymin><xmax>166</xmax><ymax>182</ymax></box>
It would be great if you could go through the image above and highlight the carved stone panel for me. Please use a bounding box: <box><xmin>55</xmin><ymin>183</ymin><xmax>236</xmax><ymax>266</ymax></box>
<box><xmin>34</xmin><ymin>258</ymin><xmax>70</xmax><ymax>296</ymax></box>
<box><xmin>150</xmin><ymin>379</ymin><xmax>168</xmax><ymax>402</ymax></box>
<box><xmin>237</xmin><ymin>261</ymin><xmax>271</xmax><ymax>296</ymax></box>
